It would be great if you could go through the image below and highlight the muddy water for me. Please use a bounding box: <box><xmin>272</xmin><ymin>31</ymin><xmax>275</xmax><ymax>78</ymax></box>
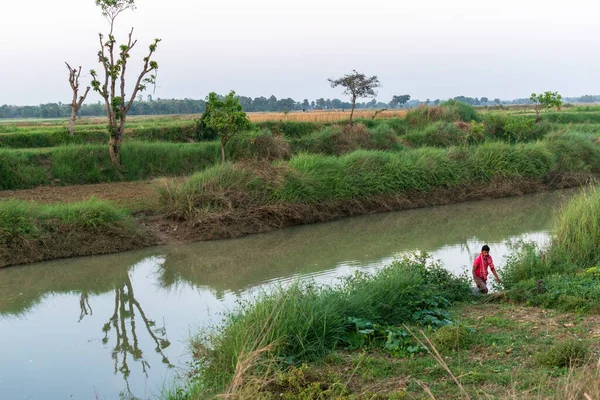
<box><xmin>0</xmin><ymin>190</ymin><xmax>575</xmax><ymax>400</ymax></box>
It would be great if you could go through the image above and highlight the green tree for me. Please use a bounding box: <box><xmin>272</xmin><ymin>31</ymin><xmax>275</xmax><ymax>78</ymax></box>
<box><xmin>480</xmin><ymin>97</ymin><xmax>489</xmax><ymax>104</ymax></box>
<box><xmin>390</xmin><ymin>94</ymin><xmax>411</xmax><ymax>108</ymax></box>
<box><xmin>90</xmin><ymin>0</ymin><xmax>161</xmax><ymax>167</ymax></box>
<box><xmin>530</xmin><ymin>91</ymin><xmax>562</xmax><ymax>122</ymax></box>
<box><xmin>328</xmin><ymin>70</ymin><xmax>380</xmax><ymax>123</ymax></box>
<box><xmin>204</xmin><ymin>91</ymin><xmax>251</xmax><ymax>162</ymax></box>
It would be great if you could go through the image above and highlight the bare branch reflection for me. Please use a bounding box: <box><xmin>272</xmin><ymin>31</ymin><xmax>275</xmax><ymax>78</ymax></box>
<box><xmin>78</xmin><ymin>273</ymin><xmax>172</xmax><ymax>395</ymax></box>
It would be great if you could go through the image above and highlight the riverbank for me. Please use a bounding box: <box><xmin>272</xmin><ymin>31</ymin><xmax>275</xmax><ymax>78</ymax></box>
<box><xmin>0</xmin><ymin>173</ymin><xmax>591</xmax><ymax>268</ymax></box>
<box><xmin>165</xmin><ymin>187</ymin><xmax>600</xmax><ymax>399</ymax></box>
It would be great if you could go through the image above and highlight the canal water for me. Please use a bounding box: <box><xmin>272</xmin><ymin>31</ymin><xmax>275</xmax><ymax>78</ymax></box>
<box><xmin>0</xmin><ymin>190</ymin><xmax>574</xmax><ymax>399</ymax></box>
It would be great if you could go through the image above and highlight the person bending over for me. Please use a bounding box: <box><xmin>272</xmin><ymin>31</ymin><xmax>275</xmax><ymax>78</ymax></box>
<box><xmin>473</xmin><ymin>245</ymin><xmax>501</xmax><ymax>294</ymax></box>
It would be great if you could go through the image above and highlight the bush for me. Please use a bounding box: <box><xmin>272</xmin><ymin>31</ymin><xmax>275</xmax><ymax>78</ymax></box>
<box><xmin>431</xmin><ymin>324</ymin><xmax>473</xmax><ymax>351</ymax></box>
<box><xmin>536</xmin><ymin>339</ymin><xmax>588</xmax><ymax>368</ymax></box>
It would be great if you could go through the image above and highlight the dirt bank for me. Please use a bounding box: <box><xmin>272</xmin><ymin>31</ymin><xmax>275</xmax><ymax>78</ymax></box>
<box><xmin>0</xmin><ymin>173</ymin><xmax>590</xmax><ymax>268</ymax></box>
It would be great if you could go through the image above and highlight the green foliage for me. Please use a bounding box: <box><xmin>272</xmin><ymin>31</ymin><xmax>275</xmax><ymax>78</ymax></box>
<box><xmin>431</xmin><ymin>324</ymin><xmax>474</xmax><ymax>352</ymax></box>
<box><xmin>204</xmin><ymin>91</ymin><xmax>251</xmax><ymax>161</ymax></box>
<box><xmin>342</xmin><ymin>317</ymin><xmax>425</xmax><ymax>357</ymax></box>
<box><xmin>530</xmin><ymin>91</ymin><xmax>563</xmax><ymax>114</ymax></box>
<box><xmin>535</xmin><ymin>339</ymin><xmax>588</xmax><ymax>368</ymax></box>
<box><xmin>328</xmin><ymin>70</ymin><xmax>381</xmax><ymax>121</ymax></box>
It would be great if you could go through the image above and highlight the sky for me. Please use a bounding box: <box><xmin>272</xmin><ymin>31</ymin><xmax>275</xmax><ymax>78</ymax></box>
<box><xmin>2</xmin><ymin>0</ymin><xmax>600</xmax><ymax>106</ymax></box>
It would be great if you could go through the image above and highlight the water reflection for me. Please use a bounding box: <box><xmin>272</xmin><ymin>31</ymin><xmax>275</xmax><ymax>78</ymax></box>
<box><xmin>98</xmin><ymin>275</ymin><xmax>172</xmax><ymax>395</ymax></box>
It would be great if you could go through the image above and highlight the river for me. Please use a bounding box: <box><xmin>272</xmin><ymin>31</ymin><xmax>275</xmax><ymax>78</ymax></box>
<box><xmin>0</xmin><ymin>189</ymin><xmax>574</xmax><ymax>399</ymax></box>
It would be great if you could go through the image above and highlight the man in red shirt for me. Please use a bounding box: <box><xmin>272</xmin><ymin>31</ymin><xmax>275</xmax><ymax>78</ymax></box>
<box><xmin>472</xmin><ymin>245</ymin><xmax>501</xmax><ymax>294</ymax></box>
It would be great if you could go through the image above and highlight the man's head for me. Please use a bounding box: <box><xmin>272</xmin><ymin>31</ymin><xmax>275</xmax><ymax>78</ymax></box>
<box><xmin>482</xmin><ymin>245</ymin><xmax>490</xmax><ymax>256</ymax></box>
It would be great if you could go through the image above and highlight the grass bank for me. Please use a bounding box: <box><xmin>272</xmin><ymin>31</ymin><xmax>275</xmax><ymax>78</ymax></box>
<box><xmin>0</xmin><ymin>142</ymin><xmax>221</xmax><ymax>190</ymax></box>
<box><xmin>167</xmin><ymin>255</ymin><xmax>600</xmax><ymax>399</ymax></box>
<box><xmin>0</xmin><ymin>198</ymin><xmax>152</xmax><ymax>267</ymax></box>
<box><xmin>169</xmin><ymin>255</ymin><xmax>472</xmax><ymax>398</ymax></box>
<box><xmin>501</xmin><ymin>185</ymin><xmax>600</xmax><ymax>312</ymax></box>
<box><xmin>158</xmin><ymin>133</ymin><xmax>600</xmax><ymax>240</ymax></box>
<box><xmin>0</xmin><ymin>124</ymin><xmax>403</xmax><ymax>190</ymax></box>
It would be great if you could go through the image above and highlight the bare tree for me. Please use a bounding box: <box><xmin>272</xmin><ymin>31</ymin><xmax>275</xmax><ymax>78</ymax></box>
<box><xmin>65</xmin><ymin>63</ymin><xmax>90</xmax><ymax>136</ymax></box>
<box><xmin>328</xmin><ymin>70</ymin><xmax>380</xmax><ymax>124</ymax></box>
<box><xmin>90</xmin><ymin>0</ymin><xmax>160</xmax><ymax>167</ymax></box>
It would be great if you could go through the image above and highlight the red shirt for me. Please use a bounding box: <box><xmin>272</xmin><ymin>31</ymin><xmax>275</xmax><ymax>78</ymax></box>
<box><xmin>473</xmin><ymin>253</ymin><xmax>495</xmax><ymax>280</ymax></box>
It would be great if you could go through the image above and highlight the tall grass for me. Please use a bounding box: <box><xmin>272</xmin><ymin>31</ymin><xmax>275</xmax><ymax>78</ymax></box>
<box><xmin>552</xmin><ymin>186</ymin><xmax>600</xmax><ymax>265</ymax></box>
<box><xmin>0</xmin><ymin>149</ymin><xmax>50</xmax><ymax>190</ymax></box>
<box><xmin>0</xmin><ymin>142</ymin><xmax>222</xmax><ymax>189</ymax></box>
<box><xmin>160</xmin><ymin>140</ymin><xmax>558</xmax><ymax>217</ymax></box>
<box><xmin>0</xmin><ymin>197</ymin><xmax>131</xmax><ymax>235</ymax></box>
<box><xmin>0</xmin><ymin>198</ymin><xmax>147</xmax><ymax>267</ymax></box>
<box><xmin>501</xmin><ymin>186</ymin><xmax>600</xmax><ymax>311</ymax></box>
<box><xmin>406</xmin><ymin>100</ymin><xmax>480</xmax><ymax>127</ymax></box>
<box><xmin>288</xmin><ymin>123</ymin><xmax>401</xmax><ymax>155</ymax></box>
<box><xmin>183</xmin><ymin>255</ymin><xmax>471</xmax><ymax>397</ymax></box>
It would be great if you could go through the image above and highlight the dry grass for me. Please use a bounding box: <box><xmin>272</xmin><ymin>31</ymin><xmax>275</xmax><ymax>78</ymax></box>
<box><xmin>248</xmin><ymin>110</ymin><xmax>408</xmax><ymax>123</ymax></box>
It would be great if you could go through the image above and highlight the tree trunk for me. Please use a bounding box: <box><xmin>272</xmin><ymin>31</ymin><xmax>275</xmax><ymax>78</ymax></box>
<box><xmin>349</xmin><ymin>99</ymin><xmax>356</xmax><ymax>125</ymax></box>
<box><xmin>220</xmin><ymin>138</ymin><xmax>226</xmax><ymax>163</ymax></box>
<box><xmin>109</xmin><ymin>134</ymin><xmax>122</xmax><ymax>167</ymax></box>
<box><xmin>68</xmin><ymin>112</ymin><xmax>76</xmax><ymax>136</ymax></box>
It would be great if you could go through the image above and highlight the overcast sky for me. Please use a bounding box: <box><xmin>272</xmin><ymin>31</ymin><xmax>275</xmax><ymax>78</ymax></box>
<box><xmin>2</xmin><ymin>0</ymin><xmax>599</xmax><ymax>105</ymax></box>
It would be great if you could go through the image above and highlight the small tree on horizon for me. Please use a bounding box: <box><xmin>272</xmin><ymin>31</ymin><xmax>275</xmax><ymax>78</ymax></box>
<box><xmin>90</xmin><ymin>0</ymin><xmax>161</xmax><ymax>167</ymax></box>
<box><xmin>203</xmin><ymin>91</ymin><xmax>251</xmax><ymax>163</ymax></box>
<box><xmin>530</xmin><ymin>91</ymin><xmax>562</xmax><ymax>122</ymax></box>
<box><xmin>65</xmin><ymin>63</ymin><xmax>90</xmax><ymax>136</ymax></box>
<box><xmin>328</xmin><ymin>70</ymin><xmax>380</xmax><ymax>123</ymax></box>
<box><xmin>390</xmin><ymin>94</ymin><xmax>411</xmax><ymax>109</ymax></box>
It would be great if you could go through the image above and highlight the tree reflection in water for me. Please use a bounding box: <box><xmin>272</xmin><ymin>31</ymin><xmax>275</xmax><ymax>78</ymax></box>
<box><xmin>79</xmin><ymin>274</ymin><xmax>172</xmax><ymax>396</ymax></box>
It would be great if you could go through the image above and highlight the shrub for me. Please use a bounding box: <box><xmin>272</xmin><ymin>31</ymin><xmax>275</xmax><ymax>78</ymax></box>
<box><xmin>431</xmin><ymin>324</ymin><xmax>473</xmax><ymax>351</ymax></box>
<box><xmin>536</xmin><ymin>339</ymin><xmax>588</xmax><ymax>368</ymax></box>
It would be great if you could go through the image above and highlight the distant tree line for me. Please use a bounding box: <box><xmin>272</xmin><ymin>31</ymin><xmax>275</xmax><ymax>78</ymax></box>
<box><xmin>2</xmin><ymin>93</ymin><xmax>599</xmax><ymax>120</ymax></box>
